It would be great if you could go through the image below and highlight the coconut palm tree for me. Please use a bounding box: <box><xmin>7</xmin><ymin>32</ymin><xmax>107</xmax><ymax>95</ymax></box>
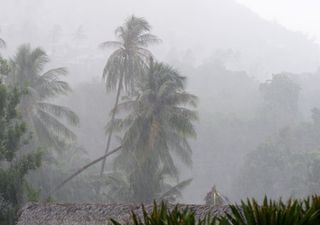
<box><xmin>111</xmin><ymin>60</ymin><xmax>197</xmax><ymax>175</ymax></box>
<box><xmin>99</xmin><ymin>15</ymin><xmax>160</xmax><ymax>176</ymax></box>
<box><xmin>105</xmin><ymin>60</ymin><xmax>197</xmax><ymax>202</ymax></box>
<box><xmin>8</xmin><ymin>44</ymin><xmax>79</xmax><ymax>151</ymax></box>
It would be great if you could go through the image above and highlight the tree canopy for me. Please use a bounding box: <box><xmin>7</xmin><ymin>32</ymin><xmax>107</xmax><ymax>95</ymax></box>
<box><xmin>8</xmin><ymin>44</ymin><xmax>79</xmax><ymax>152</ymax></box>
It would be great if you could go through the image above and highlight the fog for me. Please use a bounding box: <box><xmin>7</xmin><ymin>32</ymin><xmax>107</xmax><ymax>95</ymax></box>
<box><xmin>1</xmin><ymin>0</ymin><xmax>320</xmax><ymax>209</ymax></box>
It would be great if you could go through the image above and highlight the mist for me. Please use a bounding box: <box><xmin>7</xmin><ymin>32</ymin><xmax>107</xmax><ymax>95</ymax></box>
<box><xmin>1</xmin><ymin>1</ymin><xmax>320</xmax><ymax>223</ymax></box>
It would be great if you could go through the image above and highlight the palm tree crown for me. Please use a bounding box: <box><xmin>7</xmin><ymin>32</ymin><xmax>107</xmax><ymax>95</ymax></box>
<box><xmin>113</xmin><ymin>60</ymin><xmax>198</xmax><ymax>176</ymax></box>
<box><xmin>9</xmin><ymin>44</ymin><xmax>79</xmax><ymax>151</ymax></box>
<box><xmin>101</xmin><ymin>15</ymin><xmax>160</xmax><ymax>93</ymax></box>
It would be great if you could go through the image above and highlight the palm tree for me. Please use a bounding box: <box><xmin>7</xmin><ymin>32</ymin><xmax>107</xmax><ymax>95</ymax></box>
<box><xmin>99</xmin><ymin>15</ymin><xmax>160</xmax><ymax>176</ymax></box>
<box><xmin>8</xmin><ymin>44</ymin><xmax>79</xmax><ymax>151</ymax></box>
<box><xmin>113</xmin><ymin>60</ymin><xmax>197</xmax><ymax>174</ymax></box>
<box><xmin>106</xmin><ymin>59</ymin><xmax>198</xmax><ymax>202</ymax></box>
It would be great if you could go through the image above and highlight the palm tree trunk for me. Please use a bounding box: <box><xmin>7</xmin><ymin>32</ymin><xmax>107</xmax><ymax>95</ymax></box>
<box><xmin>99</xmin><ymin>73</ymin><xmax>124</xmax><ymax>177</ymax></box>
<box><xmin>47</xmin><ymin>146</ymin><xmax>122</xmax><ymax>199</ymax></box>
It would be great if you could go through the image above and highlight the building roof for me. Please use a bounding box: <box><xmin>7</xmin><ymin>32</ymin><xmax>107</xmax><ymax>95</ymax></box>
<box><xmin>16</xmin><ymin>202</ymin><xmax>228</xmax><ymax>225</ymax></box>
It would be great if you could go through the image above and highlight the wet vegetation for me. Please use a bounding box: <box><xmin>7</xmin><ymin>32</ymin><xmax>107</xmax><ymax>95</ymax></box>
<box><xmin>112</xmin><ymin>197</ymin><xmax>320</xmax><ymax>225</ymax></box>
<box><xmin>1</xmin><ymin>1</ymin><xmax>320</xmax><ymax>224</ymax></box>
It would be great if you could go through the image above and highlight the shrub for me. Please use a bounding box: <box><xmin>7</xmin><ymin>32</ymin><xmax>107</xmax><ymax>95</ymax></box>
<box><xmin>111</xmin><ymin>196</ymin><xmax>320</xmax><ymax>225</ymax></box>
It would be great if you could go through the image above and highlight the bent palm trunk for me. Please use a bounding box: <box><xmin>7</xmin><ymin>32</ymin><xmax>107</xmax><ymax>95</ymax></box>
<box><xmin>48</xmin><ymin>146</ymin><xmax>122</xmax><ymax>199</ymax></box>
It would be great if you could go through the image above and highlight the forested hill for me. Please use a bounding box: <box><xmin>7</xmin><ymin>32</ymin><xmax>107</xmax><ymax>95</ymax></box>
<box><xmin>0</xmin><ymin>0</ymin><xmax>319</xmax><ymax>81</ymax></box>
<box><xmin>161</xmin><ymin>0</ymin><xmax>320</xmax><ymax>77</ymax></box>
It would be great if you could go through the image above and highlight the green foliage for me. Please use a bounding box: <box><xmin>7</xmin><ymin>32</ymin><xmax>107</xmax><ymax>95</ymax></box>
<box><xmin>104</xmin><ymin>60</ymin><xmax>197</xmax><ymax>203</ymax></box>
<box><xmin>237</xmin><ymin>108</ymin><xmax>320</xmax><ymax>199</ymax></box>
<box><xmin>8</xmin><ymin>44</ymin><xmax>79</xmax><ymax>152</ymax></box>
<box><xmin>0</xmin><ymin>57</ymin><xmax>10</xmax><ymax>75</ymax></box>
<box><xmin>0</xmin><ymin>82</ymin><xmax>42</xmax><ymax>225</ymax></box>
<box><xmin>259</xmin><ymin>73</ymin><xmax>300</xmax><ymax>131</ymax></box>
<box><xmin>99</xmin><ymin>15</ymin><xmax>160</xmax><ymax>178</ymax></box>
<box><xmin>225</xmin><ymin>196</ymin><xmax>320</xmax><ymax>225</ymax></box>
<box><xmin>260</xmin><ymin>74</ymin><xmax>300</xmax><ymax>110</ymax></box>
<box><xmin>28</xmin><ymin>144</ymin><xmax>102</xmax><ymax>203</ymax></box>
<box><xmin>111</xmin><ymin>60</ymin><xmax>197</xmax><ymax>174</ymax></box>
<box><xmin>111</xmin><ymin>197</ymin><xmax>320</xmax><ymax>225</ymax></box>
<box><xmin>101</xmin><ymin>15</ymin><xmax>160</xmax><ymax>93</ymax></box>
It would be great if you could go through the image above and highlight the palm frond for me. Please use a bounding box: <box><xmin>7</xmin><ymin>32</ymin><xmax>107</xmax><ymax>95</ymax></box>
<box><xmin>40</xmin><ymin>67</ymin><xmax>68</xmax><ymax>79</ymax></box>
<box><xmin>165</xmin><ymin>132</ymin><xmax>192</xmax><ymax>166</ymax></box>
<box><xmin>32</xmin><ymin>115</ymin><xmax>65</xmax><ymax>150</ymax></box>
<box><xmin>36</xmin><ymin>67</ymin><xmax>70</xmax><ymax>98</ymax></box>
<box><xmin>157</xmin><ymin>144</ymin><xmax>179</xmax><ymax>178</ymax></box>
<box><xmin>99</xmin><ymin>41</ymin><xmax>123</xmax><ymax>49</ymax></box>
<box><xmin>37</xmin><ymin>102</ymin><xmax>79</xmax><ymax>125</ymax></box>
<box><xmin>116</xmin><ymin>98</ymin><xmax>137</xmax><ymax>113</ymax></box>
<box><xmin>37</xmin><ymin>109</ymin><xmax>76</xmax><ymax>141</ymax></box>
<box><xmin>102</xmin><ymin>49</ymin><xmax>126</xmax><ymax>91</ymax></box>
<box><xmin>102</xmin><ymin>15</ymin><xmax>159</xmax><ymax>94</ymax></box>
<box><xmin>170</xmin><ymin>92</ymin><xmax>198</xmax><ymax>107</ymax></box>
<box><xmin>105</xmin><ymin>118</ymin><xmax>125</xmax><ymax>134</ymax></box>
<box><xmin>159</xmin><ymin>178</ymin><xmax>193</xmax><ymax>200</ymax></box>
<box><xmin>137</xmin><ymin>33</ymin><xmax>161</xmax><ymax>46</ymax></box>
<box><xmin>126</xmin><ymin>15</ymin><xmax>151</xmax><ymax>32</ymax></box>
<box><xmin>8</xmin><ymin>44</ymin><xmax>77</xmax><ymax>152</ymax></box>
<box><xmin>168</xmin><ymin>113</ymin><xmax>197</xmax><ymax>138</ymax></box>
<box><xmin>103</xmin><ymin>172</ymin><xmax>130</xmax><ymax>188</ymax></box>
<box><xmin>171</xmin><ymin>107</ymin><xmax>198</xmax><ymax>121</ymax></box>
<box><xmin>30</xmin><ymin>47</ymin><xmax>48</xmax><ymax>74</ymax></box>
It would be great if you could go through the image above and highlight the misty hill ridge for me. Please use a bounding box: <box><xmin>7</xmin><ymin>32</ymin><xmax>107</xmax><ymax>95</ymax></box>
<box><xmin>0</xmin><ymin>0</ymin><xmax>319</xmax><ymax>79</ymax></box>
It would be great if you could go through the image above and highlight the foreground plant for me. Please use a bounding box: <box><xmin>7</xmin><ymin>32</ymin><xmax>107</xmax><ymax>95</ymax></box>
<box><xmin>111</xmin><ymin>197</ymin><xmax>320</xmax><ymax>225</ymax></box>
<box><xmin>225</xmin><ymin>196</ymin><xmax>320</xmax><ymax>225</ymax></box>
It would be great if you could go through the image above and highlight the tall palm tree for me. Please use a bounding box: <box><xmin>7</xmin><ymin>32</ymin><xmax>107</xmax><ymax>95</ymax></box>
<box><xmin>99</xmin><ymin>15</ymin><xmax>160</xmax><ymax>176</ymax></box>
<box><xmin>8</xmin><ymin>44</ymin><xmax>79</xmax><ymax>151</ymax></box>
<box><xmin>106</xmin><ymin>60</ymin><xmax>198</xmax><ymax>202</ymax></box>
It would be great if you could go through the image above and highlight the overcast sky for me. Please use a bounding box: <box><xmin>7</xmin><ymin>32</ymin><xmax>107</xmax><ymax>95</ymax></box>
<box><xmin>237</xmin><ymin>0</ymin><xmax>320</xmax><ymax>43</ymax></box>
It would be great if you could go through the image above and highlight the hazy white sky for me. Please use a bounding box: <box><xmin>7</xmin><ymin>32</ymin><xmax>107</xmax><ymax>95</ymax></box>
<box><xmin>237</xmin><ymin>0</ymin><xmax>320</xmax><ymax>43</ymax></box>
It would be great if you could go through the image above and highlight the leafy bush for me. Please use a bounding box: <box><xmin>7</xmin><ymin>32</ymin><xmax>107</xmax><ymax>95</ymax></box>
<box><xmin>0</xmin><ymin>82</ymin><xmax>42</xmax><ymax>225</ymax></box>
<box><xmin>225</xmin><ymin>196</ymin><xmax>320</xmax><ymax>225</ymax></box>
<box><xmin>111</xmin><ymin>197</ymin><xmax>320</xmax><ymax>225</ymax></box>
